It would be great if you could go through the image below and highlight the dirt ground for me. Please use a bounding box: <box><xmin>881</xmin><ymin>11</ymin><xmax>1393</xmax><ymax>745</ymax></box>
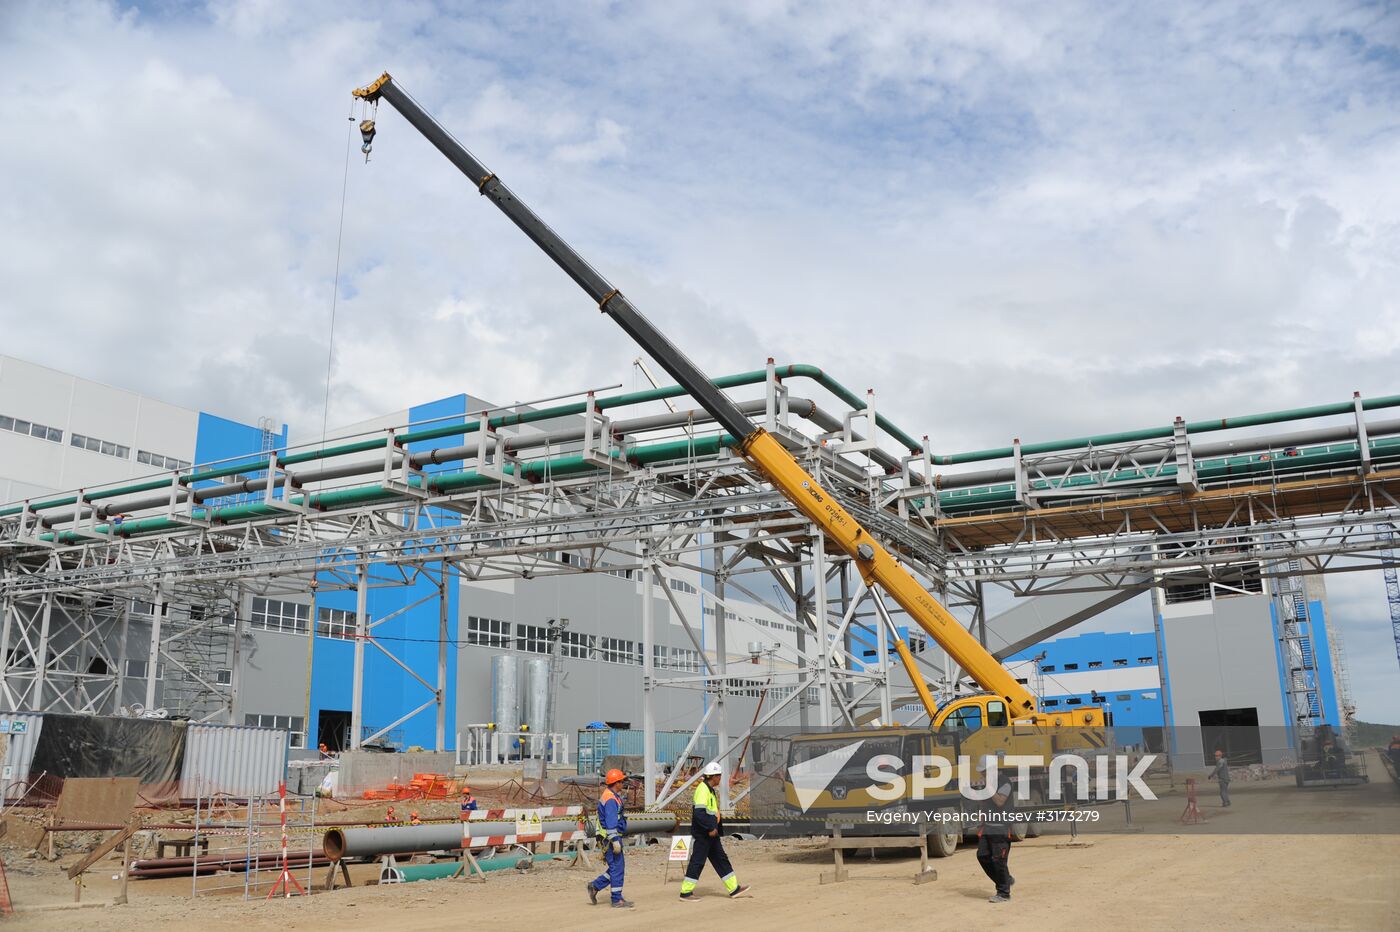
<box><xmin>7</xmin><ymin>755</ymin><xmax>1398</xmax><ymax>931</ymax></box>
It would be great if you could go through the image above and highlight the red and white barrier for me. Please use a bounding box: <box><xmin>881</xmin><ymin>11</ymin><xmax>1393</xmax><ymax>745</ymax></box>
<box><xmin>267</xmin><ymin>781</ymin><xmax>306</xmax><ymax>898</ymax></box>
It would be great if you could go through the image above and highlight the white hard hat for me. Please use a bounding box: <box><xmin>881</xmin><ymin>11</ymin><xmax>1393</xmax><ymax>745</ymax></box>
<box><xmin>702</xmin><ymin>762</ymin><xmax>723</xmax><ymax>777</ymax></box>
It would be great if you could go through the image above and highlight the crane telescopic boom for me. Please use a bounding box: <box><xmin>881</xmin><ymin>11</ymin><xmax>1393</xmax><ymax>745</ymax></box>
<box><xmin>353</xmin><ymin>72</ymin><xmax>1057</xmax><ymax>723</ymax></box>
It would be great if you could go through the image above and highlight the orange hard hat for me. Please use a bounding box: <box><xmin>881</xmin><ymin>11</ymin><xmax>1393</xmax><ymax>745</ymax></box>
<box><xmin>604</xmin><ymin>768</ymin><xmax>626</xmax><ymax>785</ymax></box>
<box><xmin>462</xmin><ymin>786</ymin><xmax>473</xmax><ymax>795</ymax></box>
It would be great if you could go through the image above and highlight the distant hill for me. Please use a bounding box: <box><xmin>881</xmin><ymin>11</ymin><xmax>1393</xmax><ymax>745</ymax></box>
<box><xmin>1352</xmin><ymin>721</ymin><xmax>1400</xmax><ymax>747</ymax></box>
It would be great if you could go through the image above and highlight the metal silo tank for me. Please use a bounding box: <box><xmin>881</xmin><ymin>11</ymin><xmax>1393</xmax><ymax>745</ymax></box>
<box><xmin>490</xmin><ymin>655</ymin><xmax>522</xmax><ymax>735</ymax></box>
<box><xmin>524</xmin><ymin>657</ymin><xmax>550</xmax><ymax>754</ymax></box>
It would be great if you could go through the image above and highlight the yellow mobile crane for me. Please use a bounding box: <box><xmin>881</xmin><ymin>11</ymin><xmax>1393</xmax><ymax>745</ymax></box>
<box><xmin>350</xmin><ymin>73</ymin><xmax>1106</xmax><ymax>773</ymax></box>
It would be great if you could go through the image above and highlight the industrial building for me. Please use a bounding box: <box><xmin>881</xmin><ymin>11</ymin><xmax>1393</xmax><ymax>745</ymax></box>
<box><xmin>1004</xmin><ymin>565</ymin><xmax>1352</xmax><ymax>766</ymax></box>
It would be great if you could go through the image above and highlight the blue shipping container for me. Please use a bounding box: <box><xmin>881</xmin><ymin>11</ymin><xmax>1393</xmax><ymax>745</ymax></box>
<box><xmin>576</xmin><ymin>729</ymin><xmax>719</xmax><ymax>775</ymax></box>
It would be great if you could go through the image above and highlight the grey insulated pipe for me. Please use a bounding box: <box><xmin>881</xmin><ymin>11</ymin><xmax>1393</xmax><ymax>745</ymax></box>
<box><xmin>323</xmin><ymin>812</ymin><xmax>679</xmax><ymax>860</ymax></box>
<box><xmin>38</xmin><ymin>395</ymin><xmax>889</xmax><ymax>528</ymax></box>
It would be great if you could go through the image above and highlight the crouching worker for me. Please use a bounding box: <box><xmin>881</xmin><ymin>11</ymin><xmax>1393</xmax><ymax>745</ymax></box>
<box><xmin>587</xmin><ymin>769</ymin><xmax>634</xmax><ymax>908</ymax></box>
<box><xmin>680</xmin><ymin>762</ymin><xmax>751</xmax><ymax>901</ymax></box>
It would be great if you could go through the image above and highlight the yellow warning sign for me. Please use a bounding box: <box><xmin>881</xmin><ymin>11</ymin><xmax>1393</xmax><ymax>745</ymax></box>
<box><xmin>516</xmin><ymin>812</ymin><xmax>543</xmax><ymax>838</ymax></box>
<box><xmin>668</xmin><ymin>835</ymin><xmax>690</xmax><ymax>862</ymax></box>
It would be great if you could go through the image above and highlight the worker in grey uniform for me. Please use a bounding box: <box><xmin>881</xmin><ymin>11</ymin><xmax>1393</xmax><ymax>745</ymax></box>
<box><xmin>1206</xmin><ymin>749</ymin><xmax>1231</xmax><ymax>806</ymax></box>
<box><xmin>975</xmin><ymin>757</ymin><xmax>1015</xmax><ymax>904</ymax></box>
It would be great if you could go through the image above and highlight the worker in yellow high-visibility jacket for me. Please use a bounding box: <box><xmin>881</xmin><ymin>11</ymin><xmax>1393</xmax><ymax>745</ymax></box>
<box><xmin>679</xmin><ymin>762</ymin><xmax>751</xmax><ymax>901</ymax></box>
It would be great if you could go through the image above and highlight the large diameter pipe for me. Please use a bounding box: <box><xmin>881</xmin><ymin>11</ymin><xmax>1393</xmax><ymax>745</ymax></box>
<box><xmin>323</xmin><ymin>812</ymin><xmax>679</xmax><ymax>860</ymax></box>
<box><xmin>33</xmin><ymin>397</ymin><xmax>846</xmax><ymax>528</ymax></box>
<box><xmin>935</xmin><ymin>416</ymin><xmax>1400</xmax><ymax>491</ymax></box>
<box><xmin>583</xmin><ymin>812</ymin><xmax>679</xmax><ymax>836</ymax></box>
<box><xmin>0</xmin><ymin>361</ymin><xmax>924</xmax><ymax>521</ymax></box>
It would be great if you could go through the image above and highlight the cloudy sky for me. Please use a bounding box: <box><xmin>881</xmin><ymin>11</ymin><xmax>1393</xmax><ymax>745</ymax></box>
<box><xmin>2</xmin><ymin>1</ymin><xmax>1398</xmax><ymax>719</ymax></box>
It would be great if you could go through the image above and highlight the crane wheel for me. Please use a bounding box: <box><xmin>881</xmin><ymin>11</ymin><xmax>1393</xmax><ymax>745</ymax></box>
<box><xmin>1025</xmin><ymin>784</ymin><xmax>1047</xmax><ymax>838</ymax></box>
<box><xmin>927</xmin><ymin>829</ymin><xmax>959</xmax><ymax>858</ymax></box>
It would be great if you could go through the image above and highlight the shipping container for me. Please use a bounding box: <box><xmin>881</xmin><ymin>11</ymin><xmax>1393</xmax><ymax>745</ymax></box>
<box><xmin>576</xmin><ymin>728</ymin><xmax>718</xmax><ymax>775</ymax></box>
<box><xmin>179</xmin><ymin>722</ymin><xmax>289</xmax><ymax>798</ymax></box>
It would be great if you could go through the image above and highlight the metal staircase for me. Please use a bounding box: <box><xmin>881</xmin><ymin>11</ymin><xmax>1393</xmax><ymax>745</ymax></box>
<box><xmin>1272</xmin><ymin>562</ymin><xmax>1321</xmax><ymax>734</ymax></box>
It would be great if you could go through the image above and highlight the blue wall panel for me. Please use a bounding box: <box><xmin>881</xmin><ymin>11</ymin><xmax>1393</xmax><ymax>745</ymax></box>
<box><xmin>309</xmin><ymin>396</ymin><xmax>465</xmax><ymax>751</ymax></box>
<box><xmin>193</xmin><ymin>413</ymin><xmax>288</xmax><ymax>508</ymax></box>
<box><xmin>1007</xmin><ymin>631</ymin><xmax>1165</xmax><ymax>744</ymax></box>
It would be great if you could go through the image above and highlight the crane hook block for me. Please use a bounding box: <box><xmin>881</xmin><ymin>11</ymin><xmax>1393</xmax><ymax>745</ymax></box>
<box><xmin>360</xmin><ymin>119</ymin><xmax>377</xmax><ymax>157</ymax></box>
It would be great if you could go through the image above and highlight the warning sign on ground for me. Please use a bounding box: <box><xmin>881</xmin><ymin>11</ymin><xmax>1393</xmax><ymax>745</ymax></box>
<box><xmin>669</xmin><ymin>836</ymin><xmax>690</xmax><ymax>861</ymax></box>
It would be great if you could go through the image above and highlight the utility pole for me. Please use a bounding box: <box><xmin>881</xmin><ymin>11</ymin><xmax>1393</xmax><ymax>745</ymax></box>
<box><xmin>544</xmin><ymin>617</ymin><xmax>569</xmax><ymax>759</ymax></box>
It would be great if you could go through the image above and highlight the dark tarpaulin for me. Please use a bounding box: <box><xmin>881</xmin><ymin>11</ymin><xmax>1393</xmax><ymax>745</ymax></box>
<box><xmin>29</xmin><ymin>713</ymin><xmax>187</xmax><ymax>804</ymax></box>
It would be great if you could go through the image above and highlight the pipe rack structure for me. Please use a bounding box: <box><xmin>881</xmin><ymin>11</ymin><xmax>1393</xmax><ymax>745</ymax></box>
<box><xmin>1</xmin><ymin>360</ymin><xmax>1399</xmax><ymax>804</ymax></box>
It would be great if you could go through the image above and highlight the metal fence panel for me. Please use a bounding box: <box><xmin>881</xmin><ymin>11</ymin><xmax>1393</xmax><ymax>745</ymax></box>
<box><xmin>180</xmin><ymin>723</ymin><xmax>288</xmax><ymax>799</ymax></box>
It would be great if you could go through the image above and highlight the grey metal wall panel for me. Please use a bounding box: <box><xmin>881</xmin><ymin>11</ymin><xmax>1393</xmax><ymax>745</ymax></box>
<box><xmin>456</xmin><ymin>575</ymin><xmax>766</xmax><ymax>747</ymax></box>
<box><xmin>179</xmin><ymin>722</ymin><xmax>287</xmax><ymax>799</ymax></box>
<box><xmin>239</xmin><ymin>629</ymin><xmax>313</xmax><ymax>716</ymax></box>
<box><xmin>0</xmin><ymin>712</ymin><xmax>43</xmax><ymax>799</ymax></box>
<box><xmin>1161</xmin><ymin>593</ymin><xmax>1289</xmax><ymax>765</ymax></box>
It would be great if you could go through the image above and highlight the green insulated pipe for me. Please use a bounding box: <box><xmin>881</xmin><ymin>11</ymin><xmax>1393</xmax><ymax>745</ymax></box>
<box><xmin>929</xmin><ymin>433</ymin><xmax>1400</xmax><ymax>515</ymax></box>
<box><xmin>41</xmin><ymin>434</ymin><xmax>738</xmax><ymax>544</ymax></box>
<box><xmin>937</xmin><ymin>393</ymin><xmax>1400</xmax><ymax>466</ymax></box>
<box><xmin>0</xmin><ymin>363</ymin><xmax>912</xmax><ymax>520</ymax></box>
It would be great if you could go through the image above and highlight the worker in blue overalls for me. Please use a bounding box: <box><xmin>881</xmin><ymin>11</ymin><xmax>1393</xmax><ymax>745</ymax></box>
<box><xmin>587</xmin><ymin>769</ymin><xmax>634</xmax><ymax>908</ymax></box>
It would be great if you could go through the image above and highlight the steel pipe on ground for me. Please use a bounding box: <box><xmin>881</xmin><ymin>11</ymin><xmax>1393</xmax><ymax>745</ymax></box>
<box><xmin>323</xmin><ymin>813</ymin><xmax>679</xmax><ymax>860</ymax></box>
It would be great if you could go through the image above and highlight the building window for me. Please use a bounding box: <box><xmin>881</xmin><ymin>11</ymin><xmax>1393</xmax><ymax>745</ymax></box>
<box><xmin>1213</xmin><ymin>563</ymin><xmax>1264</xmax><ymax>596</ymax></box>
<box><xmin>672</xmin><ymin>647</ymin><xmax>701</xmax><ymax>673</ymax></box>
<box><xmin>650</xmin><ymin>645</ymin><xmax>701</xmax><ymax>672</ymax></box>
<box><xmin>244</xmin><ymin>713</ymin><xmax>306</xmax><ymax>748</ymax></box>
<box><xmin>599</xmin><ymin>637</ymin><xmax>639</xmax><ymax>665</ymax></box>
<box><xmin>137</xmin><ymin>449</ymin><xmax>191</xmax><ymax>471</ymax></box>
<box><xmin>1088</xmin><ymin>661</ymin><xmax>1102</xmax><ymax>669</ymax></box>
<box><xmin>249</xmin><ymin>597</ymin><xmax>310</xmax><ymax>635</ymax></box>
<box><xmin>216</xmin><ymin>669</ymin><xmax>233</xmax><ymax>686</ymax></box>
<box><xmin>1138</xmin><ymin>656</ymin><xmax>1154</xmax><ymax>665</ymax></box>
<box><xmin>1163</xmin><ymin>572</ymin><xmax>1210</xmax><ymax>604</ymax></box>
<box><xmin>0</xmin><ymin>414</ymin><xmax>63</xmax><ymax>444</ymax></box>
<box><xmin>1063</xmin><ymin>663</ymin><xmax>1079</xmax><ymax>671</ymax></box>
<box><xmin>560</xmin><ymin>631</ymin><xmax>594</xmax><ymax>660</ymax></box>
<box><xmin>517</xmin><ymin>624</ymin><xmax>550</xmax><ymax>654</ymax></box>
<box><xmin>126</xmin><ymin>659</ymin><xmax>147</xmax><ymax>678</ymax></box>
<box><xmin>465</xmin><ymin>616</ymin><xmax>511</xmax><ymax>648</ymax></box>
<box><xmin>1041</xmin><ymin>665</ymin><xmax>1055</xmax><ymax>673</ymax></box>
<box><xmin>1113</xmin><ymin>658</ymin><xmax>1128</xmax><ymax>667</ymax></box>
<box><xmin>729</xmin><ymin>678</ymin><xmax>770</xmax><ymax>698</ymax></box>
<box><xmin>1066</xmin><ymin>698</ymin><xmax>1082</xmax><ymax>706</ymax></box>
<box><xmin>1043</xmin><ymin>699</ymin><xmax>1059</xmax><ymax>707</ymax></box>
<box><xmin>70</xmin><ymin>432</ymin><xmax>130</xmax><ymax>459</ymax></box>
<box><xmin>1115</xmin><ymin>694</ymin><xmax>1132</xmax><ymax>702</ymax></box>
<box><xmin>667</xmin><ymin>578</ymin><xmax>698</xmax><ymax>595</ymax></box>
<box><xmin>317</xmin><ymin>607</ymin><xmax>356</xmax><ymax>640</ymax></box>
